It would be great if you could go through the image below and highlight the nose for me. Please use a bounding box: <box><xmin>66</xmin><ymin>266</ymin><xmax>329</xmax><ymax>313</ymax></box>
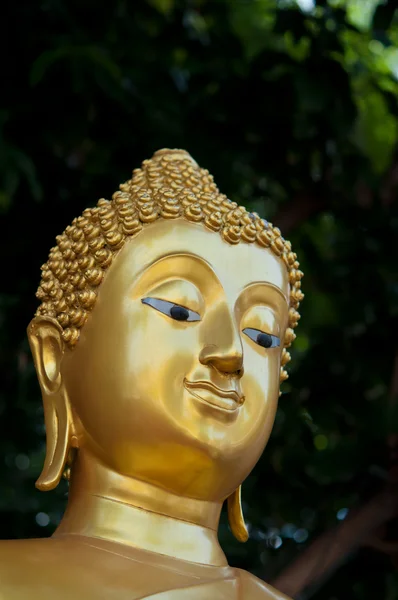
<box><xmin>199</xmin><ymin>304</ymin><xmax>244</xmax><ymax>377</ymax></box>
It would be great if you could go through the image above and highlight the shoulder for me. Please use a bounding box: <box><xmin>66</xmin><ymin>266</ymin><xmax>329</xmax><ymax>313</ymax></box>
<box><xmin>0</xmin><ymin>537</ymin><xmax>99</xmax><ymax>599</ymax></box>
<box><xmin>0</xmin><ymin>537</ymin><xmax>47</xmax><ymax>571</ymax></box>
<box><xmin>0</xmin><ymin>538</ymin><xmax>59</xmax><ymax>598</ymax></box>
<box><xmin>0</xmin><ymin>537</ymin><xmax>112</xmax><ymax>598</ymax></box>
<box><xmin>0</xmin><ymin>536</ymin><xmax>60</xmax><ymax>566</ymax></box>
<box><xmin>233</xmin><ymin>568</ymin><xmax>292</xmax><ymax>600</ymax></box>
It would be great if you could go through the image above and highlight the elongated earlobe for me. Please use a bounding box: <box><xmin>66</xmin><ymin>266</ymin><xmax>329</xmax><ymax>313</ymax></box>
<box><xmin>28</xmin><ymin>316</ymin><xmax>74</xmax><ymax>491</ymax></box>
<box><xmin>227</xmin><ymin>485</ymin><xmax>249</xmax><ymax>542</ymax></box>
<box><xmin>36</xmin><ymin>397</ymin><xmax>70</xmax><ymax>491</ymax></box>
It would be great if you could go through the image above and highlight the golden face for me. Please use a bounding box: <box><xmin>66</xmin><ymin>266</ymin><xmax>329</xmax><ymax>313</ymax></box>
<box><xmin>62</xmin><ymin>219</ymin><xmax>289</xmax><ymax>501</ymax></box>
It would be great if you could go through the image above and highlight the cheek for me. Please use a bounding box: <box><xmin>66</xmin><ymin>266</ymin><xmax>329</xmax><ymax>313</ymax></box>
<box><xmin>241</xmin><ymin>348</ymin><xmax>281</xmax><ymax>433</ymax></box>
<box><xmin>222</xmin><ymin>350</ymin><xmax>281</xmax><ymax>480</ymax></box>
<box><xmin>130</xmin><ymin>311</ymin><xmax>200</xmax><ymax>380</ymax></box>
<box><xmin>107</xmin><ymin>308</ymin><xmax>201</xmax><ymax>430</ymax></box>
<box><xmin>71</xmin><ymin>309</ymin><xmax>201</xmax><ymax>459</ymax></box>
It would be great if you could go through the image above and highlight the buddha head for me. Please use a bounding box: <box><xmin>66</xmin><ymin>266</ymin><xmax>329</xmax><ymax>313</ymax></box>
<box><xmin>28</xmin><ymin>149</ymin><xmax>303</xmax><ymax>542</ymax></box>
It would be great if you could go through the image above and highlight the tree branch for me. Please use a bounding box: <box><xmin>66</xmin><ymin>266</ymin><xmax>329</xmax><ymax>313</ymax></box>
<box><xmin>363</xmin><ymin>535</ymin><xmax>398</xmax><ymax>556</ymax></box>
<box><xmin>273</xmin><ymin>192</ymin><xmax>324</xmax><ymax>234</ymax></box>
<box><xmin>271</xmin><ymin>489</ymin><xmax>398</xmax><ymax>598</ymax></box>
<box><xmin>270</xmin><ymin>348</ymin><xmax>398</xmax><ymax>598</ymax></box>
<box><xmin>273</xmin><ymin>158</ymin><xmax>398</xmax><ymax>235</ymax></box>
<box><xmin>381</xmin><ymin>159</ymin><xmax>398</xmax><ymax>207</ymax></box>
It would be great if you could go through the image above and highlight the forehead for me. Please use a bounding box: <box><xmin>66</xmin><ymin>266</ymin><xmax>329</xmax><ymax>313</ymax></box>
<box><xmin>103</xmin><ymin>219</ymin><xmax>289</xmax><ymax>301</ymax></box>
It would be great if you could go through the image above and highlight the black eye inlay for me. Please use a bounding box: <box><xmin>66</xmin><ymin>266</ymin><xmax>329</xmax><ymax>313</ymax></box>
<box><xmin>170</xmin><ymin>305</ymin><xmax>189</xmax><ymax>321</ymax></box>
<box><xmin>142</xmin><ymin>297</ymin><xmax>201</xmax><ymax>322</ymax></box>
<box><xmin>257</xmin><ymin>333</ymin><xmax>273</xmax><ymax>348</ymax></box>
<box><xmin>243</xmin><ymin>327</ymin><xmax>280</xmax><ymax>349</ymax></box>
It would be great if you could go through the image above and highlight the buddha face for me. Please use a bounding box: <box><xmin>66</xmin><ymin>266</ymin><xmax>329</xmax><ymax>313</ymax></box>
<box><xmin>62</xmin><ymin>219</ymin><xmax>289</xmax><ymax>501</ymax></box>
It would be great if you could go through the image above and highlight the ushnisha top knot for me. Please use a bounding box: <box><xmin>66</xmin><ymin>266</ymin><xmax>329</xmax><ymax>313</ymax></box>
<box><xmin>36</xmin><ymin>149</ymin><xmax>303</xmax><ymax>383</ymax></box>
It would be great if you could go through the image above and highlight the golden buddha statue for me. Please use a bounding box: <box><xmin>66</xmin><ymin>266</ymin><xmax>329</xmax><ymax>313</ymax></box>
<box><xmin>0</xmin><ymin>149</ymin><xmax>303</xmax><ymax>599</ymax></box>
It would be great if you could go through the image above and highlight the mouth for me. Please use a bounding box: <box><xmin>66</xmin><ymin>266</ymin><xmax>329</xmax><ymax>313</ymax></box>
<box><xmin>184</xmin><ymin>379</ymin><xmax>245</xmax><ymax>412</ymax></box>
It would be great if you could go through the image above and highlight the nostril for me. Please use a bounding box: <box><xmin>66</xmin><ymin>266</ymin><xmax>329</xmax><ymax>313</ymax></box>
<box><xmin>199</xmin><ymin>344</ymin><xmax>244</xmax><ymax>375</ymax></box>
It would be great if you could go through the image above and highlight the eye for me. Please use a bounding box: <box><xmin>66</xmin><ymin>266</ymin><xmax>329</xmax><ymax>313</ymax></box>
<box><xmin>141</xmin><ymin>297</ymin><xmax>201</xmax><ymax>322</ymax></box>
<box><xmin>243</xmin><ymin>327</ymin><xmax>280</xmax><ymax>349</ymax></box>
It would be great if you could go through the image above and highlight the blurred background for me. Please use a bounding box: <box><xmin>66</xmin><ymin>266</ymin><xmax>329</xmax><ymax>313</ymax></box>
<box><xmin>1</xmin><ymin>0</ymin><xmax>398</xmax><ymax>598</ymax></box>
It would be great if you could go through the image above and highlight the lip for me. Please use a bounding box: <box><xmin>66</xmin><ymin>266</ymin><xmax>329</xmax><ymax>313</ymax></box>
<box><xmin>184</xmin><ymin>379</ymin><xmax>244</xmax><ymax>412</ymax></box>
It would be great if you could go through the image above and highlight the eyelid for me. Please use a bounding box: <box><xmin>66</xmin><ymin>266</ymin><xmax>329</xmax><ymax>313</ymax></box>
<box><xmin>140</xmin><ymin>279</ymin><xmax>203</xmax><ymax>315</ymax></box>
<box><xmin>142</xmin><ymin>297</ymin><xmax>201</xmax><ymax>322</ymax></box>
<box><xmin>240</xmin><ymin>305</ymin><xmax>279</xmax><ymax>338</ymax></box>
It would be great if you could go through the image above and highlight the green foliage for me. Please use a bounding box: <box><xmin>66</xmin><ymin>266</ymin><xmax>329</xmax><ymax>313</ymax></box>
<box><xmin>1</xmin><ymin>1</ymin><xmax>398</xmax><ymax>598</ymax></box>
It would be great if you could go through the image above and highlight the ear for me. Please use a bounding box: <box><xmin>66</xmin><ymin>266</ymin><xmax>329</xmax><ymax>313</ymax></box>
<box><xmin>28</xmin><ymin>316</ymin><xmax>75</xmax><ymax>491</ymax></box>
<box><xmin>227</xmin><ymin>485</ymin><xmax>249</xmax><ymax>542</ymax></box>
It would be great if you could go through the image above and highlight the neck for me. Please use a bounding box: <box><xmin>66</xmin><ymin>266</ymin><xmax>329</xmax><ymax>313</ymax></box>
<box><xmin>54</xmin><ymin>450</ymin><xmax>226</xmax><ymax>566</ymax></box>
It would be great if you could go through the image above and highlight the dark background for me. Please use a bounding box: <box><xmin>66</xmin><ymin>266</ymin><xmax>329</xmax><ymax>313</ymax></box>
<box><xmin>1</xmin><ymin>1</ymin><xmax>398</xmax><ymax>598</ymax></box>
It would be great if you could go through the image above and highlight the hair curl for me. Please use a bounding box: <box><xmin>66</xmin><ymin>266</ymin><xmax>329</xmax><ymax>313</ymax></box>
<box><xmin>36</xmin><ymin>149</ymin><xmax>303</xmax><ymax>384</ymax></box>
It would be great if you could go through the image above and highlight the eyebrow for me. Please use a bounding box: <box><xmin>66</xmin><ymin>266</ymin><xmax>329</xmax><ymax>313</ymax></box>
<box><xmin>138</xmin><ymin>252</ymin><xmax>289</xmax><ymax>307</ymax></box>
<box><xmin>133</xmin><ymin>252</ymin><xmax>217</xmax><ymax>297</ymax></box>
<box><xmin>241</xmin><ymin>281</ymin><xmax>289</xmax><ymax>307</ymax></box>
<box><xmin>136</xmin><ymin>252</ymin><xmax>220</xmax><ymax>288</ymax></box>
<box><xmin>144</xmin><ymin>251</ymin><xmax>215</xmax><ymax>273</ymax></box>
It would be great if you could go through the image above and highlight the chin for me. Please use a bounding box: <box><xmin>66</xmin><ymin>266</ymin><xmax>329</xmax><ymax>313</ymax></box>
<box><xmin>196</xmin><ymin>435</ymin><xmax>258</xmax><ymax>476</ymax></box>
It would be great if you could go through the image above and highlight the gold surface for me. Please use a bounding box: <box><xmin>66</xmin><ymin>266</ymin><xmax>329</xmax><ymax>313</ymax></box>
<box><xmin>0</xmin><ymin>150</ymin><xmax>301</xmax><ymax>599</ymax></box>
